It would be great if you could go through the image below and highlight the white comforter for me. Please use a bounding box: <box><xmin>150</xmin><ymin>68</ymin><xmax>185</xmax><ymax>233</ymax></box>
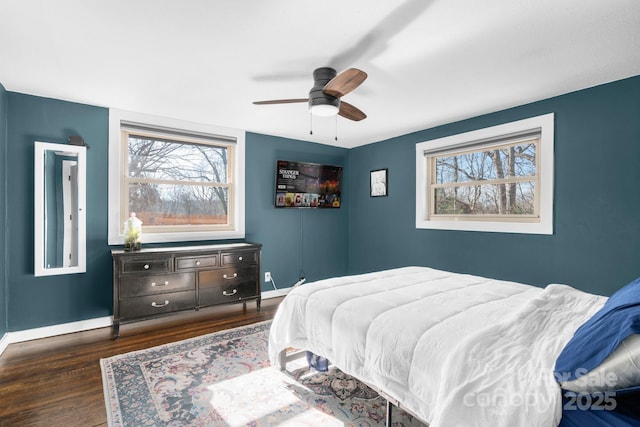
<box><xmin>268</xmin><ymin>266</ymin><xmax>606</xmax><ymax>427</ymax></box>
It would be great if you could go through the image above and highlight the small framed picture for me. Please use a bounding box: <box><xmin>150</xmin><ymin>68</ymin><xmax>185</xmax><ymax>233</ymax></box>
<box><xmin>370</xmin><ymin>168</ymin><xmax>388</xmax><ymax>197</ymax></box>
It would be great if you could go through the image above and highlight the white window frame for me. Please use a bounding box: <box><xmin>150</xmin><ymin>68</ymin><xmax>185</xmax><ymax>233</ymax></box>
<box><xmin>108</xmin><ymin>109</ymin><xmax>245</xmax><ymax>244</ymax></box>
<box><xmin>416</xmin><ymin>113</ymin><xmax>554</xmax><ymax>234</ymax></box>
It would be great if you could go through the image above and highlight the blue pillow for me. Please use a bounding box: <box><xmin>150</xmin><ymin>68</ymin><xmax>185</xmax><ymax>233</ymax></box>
<box><xmin>555</xmin><ymin>276</ymin><xmax>640</xmax><ymax>384</ymax></box>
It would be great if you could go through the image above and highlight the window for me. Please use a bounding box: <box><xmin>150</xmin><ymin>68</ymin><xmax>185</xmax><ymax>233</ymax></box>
<box><xmin>109</xmin><ymin>110</ymin><xmax>245</xmax><ymax>244</ymax></box>
<box><xmin>416</xmin><ymin>113</ymin><xmax>554</xmax><ymax>234</ymax></box>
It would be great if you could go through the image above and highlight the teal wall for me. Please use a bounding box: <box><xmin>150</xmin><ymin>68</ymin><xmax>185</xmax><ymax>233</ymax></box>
<box><xmin>348</xmin><ymin>75</ymin><xmax>640</xmax><ymax>296</ymax></box>
<box><xmin>245</xmin><ymin>133</ymin><xmax>349</xmax><ymax>288</ymax></box>
<box><xmin>2</xmin><ymin>92</ymin><xmax>349</xmax><ymax>332</ymax></box>
<box><xmin>0</xmin><ymin>83</ymin><xmax>7</xmax><ymax>337</ymax></box>
<box><xmin>6</xmin><ymin>93</ymin><xmax>111</xmax><ymax>330</ymax></box>
<box><xmin>1</xmin><ymin>75</ymin><xmax>638</xmax><ymax>332</ymax></box>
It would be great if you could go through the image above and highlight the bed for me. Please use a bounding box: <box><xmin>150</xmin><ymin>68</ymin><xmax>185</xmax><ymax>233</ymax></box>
<box><xmin>268</xmin><ymin>266</ymin><xmax>640</xmax><ymax>427</ymax></box>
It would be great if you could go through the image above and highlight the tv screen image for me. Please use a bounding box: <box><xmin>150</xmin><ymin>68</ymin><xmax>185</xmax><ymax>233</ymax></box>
<box><xmin>275</xmin><ymin>160</ymin><xmax>342</xmax><ymax>208</ymax></box>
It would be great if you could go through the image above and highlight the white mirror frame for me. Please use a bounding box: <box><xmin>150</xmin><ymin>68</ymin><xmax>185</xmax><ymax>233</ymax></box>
<box><xmin>34</xmin><ymin>141</ymin><xmax>87</xmax><ymax>276</ymax></box>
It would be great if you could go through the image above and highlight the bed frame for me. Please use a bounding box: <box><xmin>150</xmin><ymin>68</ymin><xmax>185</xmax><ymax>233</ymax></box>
<box><xmin>277</xmin><ymin>348</ymin><xmax>429</xmax><ymax>426</ymax></box>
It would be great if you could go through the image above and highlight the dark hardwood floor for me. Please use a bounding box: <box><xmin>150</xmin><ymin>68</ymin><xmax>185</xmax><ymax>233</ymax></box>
<box><xmin>0</xmin><ymin>298</ymin><xmax>282</xmax><ymax>427</ymax></box>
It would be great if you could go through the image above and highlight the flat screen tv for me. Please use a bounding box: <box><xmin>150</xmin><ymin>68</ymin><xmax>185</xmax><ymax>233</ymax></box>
<box><xmin>274</xmin><ymin>160</ymin><xmax>342</xmax><ymax>208</ymax></box>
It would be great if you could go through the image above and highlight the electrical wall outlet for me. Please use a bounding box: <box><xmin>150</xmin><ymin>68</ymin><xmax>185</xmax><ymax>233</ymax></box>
<box><xmin>265</xmin><ymin>271</ymin><xmax>271</xmax><ymax>282</ymax></box>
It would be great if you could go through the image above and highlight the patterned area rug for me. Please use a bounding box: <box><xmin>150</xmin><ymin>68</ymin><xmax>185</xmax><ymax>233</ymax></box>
<box><xmin>101</xmin><ymin>320</ymin><xmax>425</xmax><ymax>426</ymax></box>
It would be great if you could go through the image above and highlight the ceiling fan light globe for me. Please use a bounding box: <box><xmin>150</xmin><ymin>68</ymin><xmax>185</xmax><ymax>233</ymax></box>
<box><xmin>310</xmin><ymin>104</ymin><xmax>339</xmax><ymax>117</ymax></box>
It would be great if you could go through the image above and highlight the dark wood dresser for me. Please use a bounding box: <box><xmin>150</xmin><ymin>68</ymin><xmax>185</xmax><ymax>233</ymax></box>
<box><xmin>111</xmin><ymin>242</ymin><xmax>261</xmax><ymax>338</ymax></box>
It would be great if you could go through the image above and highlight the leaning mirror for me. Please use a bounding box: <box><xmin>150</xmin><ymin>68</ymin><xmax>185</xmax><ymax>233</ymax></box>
<box><xmin>34</xmin><ymin>141</ymin><xmax>86</xmax><ymax>276</ymax></box>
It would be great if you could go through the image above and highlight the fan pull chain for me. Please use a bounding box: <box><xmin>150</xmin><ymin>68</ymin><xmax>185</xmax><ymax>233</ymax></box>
<box><xmin>334</xmin><ymin>115</ymin><xmax>338</xmax><ymax>141</ymax></box>
<box><xmin>309</xmin><ymin>113</ymin><xmax>313</xmax><ymax>135</ymax></box>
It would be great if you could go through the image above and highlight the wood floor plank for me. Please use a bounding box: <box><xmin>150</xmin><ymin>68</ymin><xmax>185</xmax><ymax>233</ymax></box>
<box><xmin>0</xmin><ymin>298</ymin><xmax>281</xmax><ymax>426</ymax></box>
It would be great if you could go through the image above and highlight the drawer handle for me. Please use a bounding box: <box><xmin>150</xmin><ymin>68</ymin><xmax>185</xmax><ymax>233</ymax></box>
<box><xmin>223</xmin><ymin>289</ymin><xmax>237</xmax><ymax>296</ymax></box>
<box><xmin>238</xmin><ymin>256</ymin><xmax>243</xmax><ymax>261</ymax></box>
<box><xmin>144</xmin><ymin>264</ymin><xmax>150</xmax><ymax>270</ymax></box>
<box><xmin>196</xmin><ymin>260</ymin><xmax>201</xmax><ymax>266</ymax></box>
<box><xmin>223</xmin><ymin>273</ymin><xmax>238</xmax><ymax>280</ymax></box>
<box><xmin>151</xmin><ymin>300</ymin><xmax>169</xmax><ymax>308</ymax></box>
<box><xmin>151</xmin><ymin>281</ymin><xmax>169</xmax><ymax>287</ymax></box>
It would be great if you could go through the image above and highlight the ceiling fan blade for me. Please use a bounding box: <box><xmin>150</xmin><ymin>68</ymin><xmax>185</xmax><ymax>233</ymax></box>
<box><xmin>253</xmin><ymin>98</ymin><xmax>308</xmax><ymax>105</ymax></box>
<box><xmin>339</xmin><ymin>101</ymin><xmax>367</xmax><ymax>121</ymax></box>
<box><xmin>323</xmin><ymin>68</ymin><xmax>367</xmax><ymax>98</ymax></box>
<box><xmin>330</xmin><ymin>1</ymin><xmax>433</xmax><ymax>70</ymax></box>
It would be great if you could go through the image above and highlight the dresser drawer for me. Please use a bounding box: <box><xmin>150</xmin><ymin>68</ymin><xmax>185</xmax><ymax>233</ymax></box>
<box><xmin>176</xmin><ymin>254</ymin><xmax>218</xmax><ymax>270</ymax></box>
<box><xmin>119</xmin><ymin>290</ymin><xmax>196</xmax><ymax>319</ymax></box>
<box><xmin>221</xmin><ymin>250</ymin><xmax>257</xmax><ymax>266</ymax></box>
<box><xmin>198</xmin><ymin>267</ymin><xmax>258</xmax><ymax>306</ymax></box>
<box><xmin>121</xmin><ymin>258</ymin><xmax>171</xmax><ymax>274</ymax></box>
<box><xmin>120</xmin><ymin>272</ymin><xmax>195</xmax><ymax>298</ymax></box>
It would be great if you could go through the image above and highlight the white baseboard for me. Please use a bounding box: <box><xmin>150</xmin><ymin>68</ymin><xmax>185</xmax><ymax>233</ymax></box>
<box><xmin>262</xmin><ymin>288</ymin><xmax>291</xmax><ymax>299</ymax></box>
<box><xmin>0</xmin><ymin>289</ymin><xmax>292</xmax><ymax>357</ymax></box>
<box><xmin>0</xmin><ymin>316</ymin><xmax>113</xmax><ymax>356</ymax></box>
<box><xmin>0</xmin><ymin>333</ymin><xmax>10</xmax><ymax>356</ymax></box>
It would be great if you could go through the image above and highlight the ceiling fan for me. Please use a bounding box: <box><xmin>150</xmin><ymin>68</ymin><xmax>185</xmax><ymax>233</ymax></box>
<box><xmin>253</xmin><ymin>67</ymin><xmax>367</xmax><ymax>121</ymax></box>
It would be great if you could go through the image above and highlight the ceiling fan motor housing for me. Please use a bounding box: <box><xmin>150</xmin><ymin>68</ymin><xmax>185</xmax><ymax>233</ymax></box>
<box><xmin>252</xmin><ymin>66</ymin><xmax>366</xmax><ymax>121</ymax></box>
<box><xmin>308</xmin><ymin>67</ymin><xmax>340</xmax><ymax>112</ymax></box>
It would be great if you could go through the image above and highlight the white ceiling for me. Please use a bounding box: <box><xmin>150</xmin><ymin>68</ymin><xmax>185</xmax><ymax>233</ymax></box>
<box><xmin>1</xmin><ymin>0</ymin><xmax>639</xmax><ymax>148</ymax></box>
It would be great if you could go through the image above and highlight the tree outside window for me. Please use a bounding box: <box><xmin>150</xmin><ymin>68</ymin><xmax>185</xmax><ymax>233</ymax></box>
<box><xmin>123</xmin><ymin>131</ymin><xmax>234</xmax><ymax>232</ymax></box>
<box><xmin>430</xmin><ymin>139</ymin><xmax>537</xmax><ymax>218</ymax></box>
<box><xmin>416</xmin><ymin>113</ymin><xmax>554</xmax><ymax>235</ymax></box>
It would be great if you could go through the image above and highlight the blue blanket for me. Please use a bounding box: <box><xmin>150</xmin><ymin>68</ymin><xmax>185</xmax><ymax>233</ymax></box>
<box><xmin>559</xmin><ymin>389</ymin><xmax>640</xmax><ymax>427</ymax></box>
<box><xmin>555</xmin><ymin>276</ymin><xmax>640</xmax><ymax>382</ymax></box>
<box><xmin>555</xmin><ymin>276</ymin><xmax>640</xmax><ymax>426</ymax></box>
